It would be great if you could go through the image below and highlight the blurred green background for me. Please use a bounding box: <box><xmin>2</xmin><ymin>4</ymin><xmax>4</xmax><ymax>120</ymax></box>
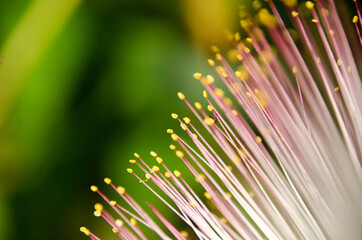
<box><xmin>0</xmin><ymin>0</ymin><xmax>240</xmax><ymax>239</ymax></box>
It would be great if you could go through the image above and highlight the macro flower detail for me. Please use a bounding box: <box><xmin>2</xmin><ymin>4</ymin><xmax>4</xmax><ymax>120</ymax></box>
<box><xmin>81</xmin><ymin>1</ymin><xmax>361</xmax><ymax>239</ymax></box>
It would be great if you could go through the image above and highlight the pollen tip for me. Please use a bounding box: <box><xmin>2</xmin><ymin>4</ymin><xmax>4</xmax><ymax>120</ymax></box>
<box><xmin>167</xmin><ymin>129</ymin><xmax>173</xmax><ymax>134</ymax></box>
<box><xmin>353</xmin><ymin>16</ymin><xmax>358</xmax><ymax>23</ymax></box>
<box><xmin>174</xmin><ymin>170</ymin><xmax>181</xmax><ymax>177</ymax></box>
<box><xmin>193</xmin><ymin>72</ymin><xmax>202</xmax><ymax>80</ymax></box>
<box><xmin>129</xmin><ymin>159</ymin><xmax>137</xmax><ymax>164</ymax></box>
<box><xmin>207</xmin><ymin>59</ymin><xmax>215</xmax><ymax>66</ymax></box>
<box><xmin>177</xmin><ymin>92</ymin><xmax>185</xmax><ymax>100</ymax></box>
<box><xmin>80</xmin><ymin>227</ymin><xmax>90</xmax><ymax>236</ymax></box>
<box><xmin>104</xmin><ymin>177</ymin><xmax>111</xmax><ymax>184</ymax></box>
<box><xmin>305</xmin><ymin>1</ymin><xmax>314</xmax><ymax>9</ymax></box>
<box><xmin>194</xmin><ymin>102</ymin><xmax>202</xmax><ymax>110</ymax></box>
<box><xmin>90</xmin><ymin>185</ymin><xmax>98</xmax><ymax>192</ymax></box>
<box><xmin>156</xmin><ymin>156</ymin><xmax>163</xmax><ymax>164</ymax></box>
<box><xmin>171</xmin><ymin>113</ymin><xmax>178</xmax><ymax>119</ymax></box>
<box><xmin>171</xmin><ymin>133</ymin><xmax>178</xmax><ymax>141</ymax></box>
<box><xmin>183</xmin><ymin>117</ymin><xmax>191</xmax><ymax>124</ymax></box>
<box><xmin>150</xmin><ymin>151</ymin><xmax>157</xmax><ymax>157</ymax></box>
<box><xmin>134</xmin><ymin>152</ymin><xmax>140</xmax><ymax>158</ymax></box>
<box><xmin>291</xmin><ymin>11</ymin><xmax>299</xmax><ymax>17</ymax></box>
<box><xmin>117</xmin><ymin>186</ymin><xmax>126</xmax><ymax>194</ymax></box>
<box><xmin>203</xmin><ymin>90</ymin><xmax>208</xmax><ymax>98</ymax></box>
<box><xmin>169</xmin><ymin>144</ymin><xmax>176</xmax><ymax>150</ymax></box>
<box><xmin>110</xmin><ymin>200</ymin><xmax>117</xmax><ymax>206</ymax></box>
<box><xmin>210</xmin><ymin>45</ymin><xmax>220</xmax><ymax>53</ymax></box>
<box><xmin>127</xmin><ymin>168</ymin><xmax>133</xmax><ymax>173</ymax></box>
<box><xmin>176</xmin><ymin>150</ymin><xmax>184</xmax><ymax>158</ymax></box>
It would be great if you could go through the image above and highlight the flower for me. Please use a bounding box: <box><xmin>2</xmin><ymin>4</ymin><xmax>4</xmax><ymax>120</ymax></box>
<box><xmin>81</xmin><ymin>1</ymin><xmax>362</xmax><ymax>239</ymax></box>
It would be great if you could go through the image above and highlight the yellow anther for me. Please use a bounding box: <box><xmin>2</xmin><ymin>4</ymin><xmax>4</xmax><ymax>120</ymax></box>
<box><xmin>329</xmin><ymin>29</ymin><xmax>334</xmax><ymax>35</ymax></box>
<box><xmin>165</xmin><ymin>171</ymin><xmax>171</xmax><ymax>178</ymax></box>
<box><xmin>94</xmin><ymin>203</ymin><xmax>103</xmax><ymax>211</ymax></box>
<box><xmin>80</xmin><ymin>227</ymin><xmax>90</xmax><ymax>236</ymax></box>
<box><xmin>246</xmin><ymin>37</ymin><xmax>253</xmax><ymax>43</ymax></box>
<box><xmin>134</xmin><ymin>152</ymin><xmax>140</xmax><ymax>158</ymax></box>
<box><xmin>249</xmin><ymin>191</ymin><xmax>255</xmax><ymax>198</ymax></box>
<box><xmin>203</xmin><ymin>90</ymin><xmax>208</xmax><ymax>98</ymax></box>
<box><xmin>240</xmin><ymin>19</ymin><xmax>251</xmax><ymax>30</ymax></box>
<box><xmin>193</xmin><ymin>72</ymin><xmax>202</xmax><ymax>80</ymax></box>
<box><xmin>348</xmin><ymin>66</ymin><xmax>351</xmax><ymax>72</ymax></box>
<box><xmin>316</xmin><ymin>57</ymin><xmax>321</xmax><ymax>63</ymax></box>
<box><xmin>243</xmin><ymin>47</ymin><xmax>251</xmax><ymax>54</ymax></box>
<box><xmin>174</xmin><ymin>170</ymin><xmax>181</xmax><ymax>177</ymax></box>
<box><xmin>234</xmin><ymin>32</ymin><xmax>241</xmax><ymax>41</ymax></box>
<box><xmin>183</xmin><ymin>117</ymin><xmax>191</xmax><ymax>124</ymax></box>
<box><xmin>177</xmin><ymin>92</ymin><xmax>185</xmax><ymax>100</ymax></box>
<box><xmin>232</xmin><ymin>110</ymin><xmax>238</xmax><ymax>116</ymax></box>
<box><xmin>205</xmin><ymin>75</ymin><xmax>214</xmax><ymax>84</ymax></box>
<box><xmin>130</xmin><ymin>218</ymin><xmax>137</xmax><ymax>225</ymax></box>
<box><xmin>258</xmin><ymin>8</ymin><xmax>277</xmax><ymax>28</ymax></box>
<box><xmin>189</xmin><ymin>202</ymin><xmax>197</xmax><ymax>207</ymax></box>
<box><xmin>217</xmin><ymin>66</ymin><xmax>225</xmax><ymax>72</ymax></box>
<box><xmin>292</xmin><ymin>66</ymin><xmax>297</xmax><ymax>73</ymax></box>
<box><xmin>252</xmin><ymin>0</ymin><xmax>262</xmax><ymax>10</ymax></box>
<box><xmin>104</xmin><ymin>178</ymin><xmax>112</xmax><ymax>184</ymax></box>
<box><xmin>215</xmin><ymin>88</ymin><xmax>224</xmax><ymax>97</ymax></box>
<box><xmin>167</xmin><ymin>129</ymin><xmax>173</xmax><ymax>134</ymax></box>
<box><xmin>255</xmin><ymin>91</ymin><xmax>268</xmax><ymax>107</ymax></box>
<box><xmin>169</xmin><ymin>144</ymin><xmax>176</xmax><ymax>150</ymax></box>
<box><xmin>236</xmin><ymin>54</ymin><xmax>243</xmax><ymax>61</ymax></box>
<box><xmin>171</xmin><ymin>113</ymin><xmax>178</xmax><ymax>119</ymax></box>
<box><xmin>176</xmin><ymin>150</ymin><xmax>184</xmax><ymax>158</ymax></box>
<box><xmin>193</xmin><ymin>133</ymin><xmax>198</xmax><ymax>139</ymax></box>
<box><xmin>171</xmin><ymin>133</ymin><xmax>178</xmax><ymax>141</ymax></box>
<box><xmin>129</xmin><ymin>159</ymin><xmax>136</xmax><ymax>164</ymax></box>
<box><xmin>211</xmin><ymin>45</ymin><xmax>220</xmax><ymax>53</ymax></box>
<box><xmin>204</xmin><ymin>192</ymin><xmax>212</xmax><ymax>199</ymax></box>
<box><xmin>226</xmin><ymin>165</ymin><xmax>233</xmax><ymax>171</ymax></box>
<box><xmin>152</xmin><ymin>166</ymin><xmax>160</xmax><ymax>172</ymax></box>
<box><xmin>195</xmin><ymin>174</ymin><xmax>206</xmax><ymax>182</ymax></box>
<box><xmin>291</xmin><ymin>11</ymin><xmax>299</xmax><ymax>17</ymax></box>
<box><xmin>235</xmin><ymin>71</ymin><xmax>242</xmax><ymax>78</ymax></box>
<box><xmin>334</xmin><ymin>86</ymin><xmax>339</xmax><ymax>92</ymax></box>
<box><xmin>337</xmin><ymin>59</ymin><xmax>342</xmax><ymax>66</ymax></box>
<box><xmin>312</xmin><ymin>19</ymin><xmax>318</xmax><ymax>23</ymax></box>
<box><xmin>207</xmin><ymin>105</ymin><xmax>213</xmax><ymax>112</ymax></box>
<box><xmin>180</xmin><ymin>231</ymin><xmax>189</xmax><ymax>237</ymax></box>
<box><xmin>232</xmin><ymin>156</ymin><xmax>241</xmax><ymax>163</ymax></box>
<box><xmin>353</xmin><ymin>16</ymin><xmax>358</xmax><ymax>23</ymax></box>
<box><xmin>194</xmin><ymin>102</ymin><xmax>202</xmax><ymax>110</ymax></box>
<box><xmin>145</xmin><ymin>173</ymin><xmax>151</xmax><ymax>179</ymax></box>
<box><xmin>117</xmin><ymin>186</ymin><xmax>126</xmax><ymax>194</ymax></box>
<box><xmin>224</xmin><ymin>97</ymin><xmax>233</xmax><ymax>106</ymax></box>
<box><xmin>150</xmin><ymin>151</ymin><xmax>157</xmax><ymax>157</ymax></box>
<box><xmin>90</xmin><ymin>185</ymin><xmax>98</xmax><ymax>192</ymax></box>
<box><xmin>110</xmin><ymin>200</ymin><xmax>117</xmax><ymax>206</ymax></box>
<box><xmin>220</xmin><ymin>217</ymin><xmax>227</xmax><ymax>223</ymax></box>
<box><xmin>246</xmin><ymin>91</ymin><xmax>252</xmax><ymax>98</ymax></box>
<box><xmin>156</xmin><ymin>157</ymin><xmax>163</xmax><ymax>164</ymax></box>
<box><xmin>283</xmin><ymin>0</ymin><xmax>297</xmax><ymax>7</ymax></box>
<box><xmin>112</xmin><ymin>228</ymin><xmax>118</xmax><ymax>233</ymax></box>
<box><xmin>256</xmin><ymin>136</ymin><xmax>263</xmax><ymax>143</ymax></box>
<box><xmin>305</xmin><ymin>1</ymin><xmax>314</xmax><ymax>9</ymax></box>
<box><xmin>94</xmin><ymin>210</ymin><xmax>101</xmax><ymax>217</ymax></box>
<box><xmin>224</xmin><ymin>192</ymin><xmax>232</xmax><ymax>199</ymax></box>
<box><xmin>204</xmin><ymin>117</ymin><xmax>215</xmax><ymax>126</ymax></box>
<box><xmin>180</xmin><ymin>122</ymin><xmax>187</xmax><ymax>130</ymax></box>
<box><xmin>116</xmin><ymin>219</ymin><xmax>123</xmax><ymax>227</ymax></box>
<box><xmin>127</xmin><ymin>168</ymin><xmax>133</xmax><ymax>173</ymax></box>
<box><xmin>215</xmin><ymin>53</ymin><xmax>222</xmax><ymax>61</ymax></box>
<box><xmin>207</xmin><ymin>59</ymin><xmax>215</xmax><ymax>66</ymax></box>
<box><xmin>221</xmin><ymin>72</ymin><xmax>228</xmax><ymax>78</ymax></box>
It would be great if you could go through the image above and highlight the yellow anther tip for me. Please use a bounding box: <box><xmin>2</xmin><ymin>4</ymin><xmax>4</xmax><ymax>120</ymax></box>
<box><xmin>174</xmin><ymin>170</ymin><xmax>181</xmax><ymax>177</ymax></box>
<box><xmin>80</xmin><ymin>227</ymin><xmax>90</xmax><ymax>236</ymax></box>
<box><xmin>205</xmin><ymin>75</ymin><xmax>214</xmax><ymax>84</ymax></box>
<box><xmin>305</xmin><ymin>1</ymin><xmax>314</xmax><ymax>9</ymax></box>
<box><xmin>210</xmin><ymin>45</ymin><xmax>220</xmax><ymax>53</ymax></box>
<box><xmin>203</xmin><ymin>90</ymin><xmax>208</xmax><ymax>98</ymax></box>
<box><xmin>90</xmin><ymin>185</ymin><xmax>98</xmax><ymax>192</ymax></box>
<box><xmin>134</xmin><ymin>152</ymin><xmax>140</xmax><ymax>158</ymax></box>
<box><xmin>117</xmin><ymin>186</ymin><xmax>125</xmax><ymax>194</ymax></box>
<box><xmin>180</xmin><ymin>231</ymin><xmax>189</xmax><ymax>237</ymax></box>
<box><xmin>110</xmin><ymin>200</ymin><xmax>117</xmax><ymax>206</ymax></box>
<box><xmin>167</xmin><ymin>129</ymin><xmax>173</xmax><ymax>134</ymax></box>
<box><xmin>104</xmin><ymin>178</ymin><xmax>111</xmax><ymax>184</ymax></box>
<box><xmin>165</xmin><ymin>171</ymin><xmax>171</xmax><ymax>178</ymax></box>
<box><xmin>171</xmin><ymin>133</ymin><xmax>178</xmax><ymax>141</ymax></box>
<box><xmin>193</xmin><ymin>72</ymin><xmax>202</xmax><ymax>80</ymax></box>
<box><xmin>291</xmin><ymin>11</ymin><xmax>299</xmax><ymax>17</ymax></box>
<box><xmin>130</xmin><ymin>218</ymin><xmax>137</xmax><ymax>226</ymax></box>
<box><xmin>204</xmin><ymin>192</ymin><xmax>212</xmax><ymax>199</ymax></box>
<box><xmin>129</xmin><ymin>159</ymin><xmax>136</xmax><ymax>164</ymax></box>
<box><xmin>204</xmin><ymin>117</ymin><xmax>215</xmax><ymax>126</ymax></box>
<box><xmin>171</xmin><ymin>113</ymin><xmax>178</xmax><ymax>119</ymax></box>
<box><xmin>176</xmin><ymin>150</ymin><xmax>184</xmax><ymax>158</ymax></box>
<box><xmin>169</xmin><ymin>144</ymin><xmax>176</xmax><ymax>150</ymax></box>
<box><xmin>353</xmin><ymin>16</ymin><xmax>358</xmax><ymax>23</ymax></box>
<box><xmin>156</xmin><ymin>156</ymin><xmax>163</xmax><ymax>164</ymax></box>
<box><xmin>94</xmin><ymin>203</ymin><xmax>103</xmax><ymax>211</ymax></box>
<box><xmin>150</xmin><ymin>151</ymin><xmax>157</xmax><ymax>157</ymax></box>
<box><xmin>207</xmin><ymin>59</ymin><xmax>215</xmax><ymax>66</ymax></box>
<box><xmin>194</xmin><ymin>102</ymin><xmax>202</xmax><ymax>110</ymax></box>
<box><xmin>207</xmin><ymin>105</ymin><xmax>213</xmax><ymax>112</ymax></box>
<box><xmin>127</xmin><ymin>168</ymin><xmax>133</xmax><ymax>173</ymax></box>
<box><xmin>183</xmin><ymin>117</ymin><xmax>191</xmax><ymax>124</ymax></box>
<box><xmin>177</xmin><ymin>92</ymin><xmax>185</xmax><ymax>100</ymax></box>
